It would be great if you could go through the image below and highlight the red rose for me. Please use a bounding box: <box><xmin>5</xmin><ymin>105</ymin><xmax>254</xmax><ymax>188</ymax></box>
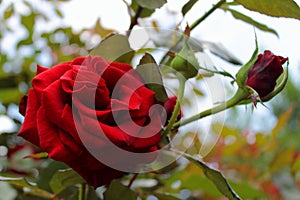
<box><xmin>245</xmin><ymin>50</ymin><xmax>288</xmax><ymax>98</ymax></box>
<box><xmin>18</xmin><ymin>56</ymin><xmax>176</xmax><ymax>188</ymax></box>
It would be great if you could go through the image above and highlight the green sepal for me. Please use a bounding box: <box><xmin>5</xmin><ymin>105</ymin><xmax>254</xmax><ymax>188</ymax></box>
<box><xmin>170</xmin><ymin>37</ymin><xmax>199</xmax><ymax>79</ymax></box>
<box><xmin>235</xmin><ymin>35</ymin><xmax>258</xmax><ymax>88</ymax></box>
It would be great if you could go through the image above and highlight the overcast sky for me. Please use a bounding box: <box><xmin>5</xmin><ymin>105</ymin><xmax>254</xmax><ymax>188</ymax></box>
<box><xmin>60</xmin><ymin>1</ymin><xmax>300</xmax><ymax>60</ymax></box>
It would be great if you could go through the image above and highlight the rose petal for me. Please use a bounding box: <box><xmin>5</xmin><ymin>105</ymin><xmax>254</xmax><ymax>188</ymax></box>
<box><xmin>36</xmin><ymin>107</ymin><xmax>75</xmax><ymax>162</ymax></box>
<box><xmin>17</xmin><ymin>89</ymin><xmax>40</xmax><ymax>147</ymax></box>
<box><xmin>42</xmin><ymin>79</ymin><xmax>69</xmax><ymax>125</ymax></box>
<box><xmin>32</xmin><ymin>62</ymin><xmax>72</xmax><ymax>97</ymax></box>
<box><xmin>19</xmin><ymin>95</ymin><xmax>28</xmax><ymax>116</ymax></box>
<box><xmin>36</xmin><ymin>64</ymin><xmax>48</xmax><ymax>75</ymax></box>
<box><xmin>102</xmin><ymin>65</ymin><xmax>141</xmax><ymax>91</ymax></box>
<box><xmin>246</xmin><ymin>50</ymin><xmax>286</xmax><ymax>97</ymax></box>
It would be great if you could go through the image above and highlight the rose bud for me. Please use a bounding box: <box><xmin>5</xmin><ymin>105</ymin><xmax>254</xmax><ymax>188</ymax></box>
<box><xmin>18</xmin><ymin>56</ymin><xmax>176</xmax><ymax>188</ymax></box>
<box><xmin>163</xmin><ymin>96</ymin><xmax>182</xmax><ymax>121</ymax></box>
<box><xmin>245</xmin><ymin>50</ymin><xmax>288</xmax><ymax>98</ymax></box>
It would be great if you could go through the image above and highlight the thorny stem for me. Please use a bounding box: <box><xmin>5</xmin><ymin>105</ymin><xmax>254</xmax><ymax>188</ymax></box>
<box><xmin>159</xmin><ymin>0</ymin><xmax>226</xmax><ymax>66</ymax></box>
<box><xmin>162</xmin><ymin>73</ymin><xmax>186</xmax><ymax>137</ymax></box>
<box><xmin>78</xmin><ymin>184</ymin><xmax>87</xmax><ymax>200</ymax></box>
<box><xmin>128</xmin><ymin>173</ymin><xmax>139</xmax><ymax>188</ymax></box>
<box><xmin>171</xmin><ymin>89</ymin><xmax>248</xmax><ymax>130</ymax></box>
<box><xmin>127</xmin><ymin>6</ymin><xmax>143</xmax><ymax>37</ymax></box>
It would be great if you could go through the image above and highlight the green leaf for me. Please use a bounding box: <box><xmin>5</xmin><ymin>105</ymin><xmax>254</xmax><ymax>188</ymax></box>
<box><xmin>4</xmin><ymin>4</ymin><xmax>14</xmax><ymax>19</ymax></box>
<box><xmin>90</xmin><ymin>33</ymin><xmax>135</xmax><ymax>64</ymax></box>
<box><xmin>182</xmin><ymin>0</ymin><xmax>198</xmax><ymax>16</ymax></box>
<box><xmin>223</xmin><ymin>2</ymin><xmax>240</xmax><ymax>6</ymax></box>
<box><xmin>86</xmin><ymin>185</ymin><xmax>100</xmax><ymax>200</ymax></box>
<box><xmin>131</xmin><ymin>0</ymin><xmax>155</xmax><ymax>18</ymax></box>
<box><xmin>184</xmin><ymin>155</ymin><xmax>241</xmax><ymax>200</ymax></box>
<box><xmin>160</xmin><ymin>163</ymin><xmax>222</xmax><ymax>196</ymax></box>
<box><xmin>49</xmin><ymin>169</ymin><xmax>85</xmax><ymax>194</ymax></box>
<box><xmin>181</xmin><ymin>174</ymin><xmax>222</xmax><ymax>196</ymax></box>
<box><xmin>230</xmin><ymin>181</ymin><xmax>266</xmax><ymax>199</ymax></box>
<box><xmin>235</xmin><ymin>0</ymin><xmax>300</xmax><ymax>20</ymax></box>
<box><xmin>136</xmin><ymin>0</ymin><xmax>167</xmax><ymax>9</ymax></box>
<box><xmin>170</xmin><ymin>37</ymin><xmax>199</xmax><ymax>79</ymax></box>
<box><xmin>225</xmin><ymin>8</ymin><xmax>278</xmax><ymax>37</ymax></box>
<box><xmin>162</xmin><ymin>161</ymin><xmax>265</xmax><ymax>199</ymax></box>
<box><xmin>37</xmin><ymin>161</ymin><xmax>69</xmax><ymax>192</ymax></box>
<box><xmin>136</xmin><ymin>53</ymin><xmax>168</xmax><ymax>102</ymax></box>
<box><xmin>235</xmin><ymin>35</ymin><xmax>258</xmax><ymax>88</ymax></box>
<box><xmin>103</xmin><ymin>180</ymin><xmax>137</xmax><ymax>200</ymax></box>
<box><xmin>0</xmin><ymin>176</ymin><xmax>54</xmax><ymax>199</ymax></box>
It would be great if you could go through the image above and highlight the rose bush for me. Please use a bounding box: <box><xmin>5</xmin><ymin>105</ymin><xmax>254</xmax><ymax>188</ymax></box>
<box><xmin>18</xmin><ymin>56</ymin><xmax>177</xmax><ymax>188</ymax></box>
<box><xmin>246</xmin><ymin>50</ymin><xmax>288</xmax><ymax>98</ymax></box>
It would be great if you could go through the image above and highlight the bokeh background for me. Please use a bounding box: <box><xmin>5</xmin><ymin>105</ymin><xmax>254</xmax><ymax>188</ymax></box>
<box><xmin>0</xmin><ymin>0</ymin><xmax>300</xmax><ymax>199</ymax></box>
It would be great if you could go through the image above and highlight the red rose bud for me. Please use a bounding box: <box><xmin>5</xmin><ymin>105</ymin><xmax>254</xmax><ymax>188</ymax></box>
<box><xmin>245</xmin><ymin>50</ymin><xmax>288</xmax><ymax>98</ymax></box>
<box><xmin>163</xmin><ymin>96</ymin><xmax>182</xmax><ymax>121</ymax></box>
<box><xmin>18</xmin><ymin>56</ymin><xmax>176</xmax><ymax>188</ymax></box>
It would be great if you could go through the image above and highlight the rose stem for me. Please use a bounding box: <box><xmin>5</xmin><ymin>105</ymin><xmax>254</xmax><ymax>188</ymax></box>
<box><xmin>190</xmin><ymin>0</ymin><xmax>226</xmax><ymax>31</ymax></box>
<box><xmin>159</xmin><ymin>0</ymin><xmax>226</xmax><ymax>66</ymax></box>
<box><xmin>78</xmin><ymin>183</ymin><xmax>87</xmax><ymax>200</ymax></box>
<box><xmin>128</xmin><ymin>173</ymin><xmax>139</xmax><ymax>188</ymax></box>
<box><xmin>127</xmin><ymin>6</ymin><xmax>143</xmax><ymax>37</ymax></box>
<box><xmin>171</xmin><ymin>89</ymin><xmax>248</xmax><ymax>131</ymax></box>
<box><xmin>162</xmin><ymin>73</ymin><xmax>186</xmax><ymax>137</ymax></box>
